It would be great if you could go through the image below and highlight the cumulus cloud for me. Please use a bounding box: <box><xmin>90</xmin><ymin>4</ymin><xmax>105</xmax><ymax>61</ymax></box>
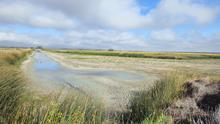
<box><xmin>0</xmin><ymin>30</ymin><xmax>147</xmax><ymax>50</ymax></box>
<box><xmin>0</xmin><ymin>1</ymin><xmax>75</xmax><ymax>29</ymax></box>
<box><xmin>145</xmin><ymin>0</ymin><xmax>220</xmax><ymax>28</ymax></box>
<box><xmin>149</xmin><ymin>29</ymin><xmax>177</xmax><ymax>41</ymax></box>
<box><xmin>28</xmin><ymin>0</ymin><xmax>220</xmax><ymax>29</ymax></box>
<box><xmin>0</xmin><ymin>31</ymin><xmax>42</xmax><ymax>47</ymax></box>
<box><xmin>147</xmin><ymin>29</ymin><xmax>220</xmax><ymax>52</ymax></box>
<box><xmin>29</xmin><ymin>0</ymin><xmax>148</xmax><ymax>29</ymax></box>
<box><xmin>0</xmin><ymin>32</ymin><xmax>38</xmax><ymax>44</ymax></box>
<box><xmin>66</xmin><ymin>30</ymin><xmax>147</xmax><ymax>50</ymax></box>
<box><xmin>1</xmin><ymin>29</ymin><xmax>219</xmax><ymax>52</ymax></box>
<box><xmin>0</xmin><ymin>0</ymin><xmax>219</xmax><ymax>51</ymax></box>
<box><xmin>0</xmin><ymin>0</ymin><xmax>219</xmax><ymax>29</ymax></box>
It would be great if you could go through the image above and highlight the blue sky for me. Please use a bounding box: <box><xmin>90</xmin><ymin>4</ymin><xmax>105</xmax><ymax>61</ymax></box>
<box><xmin>0</xmin><ymin>0</ymin><xmax>219</xmax><ymax>52</ymax></box>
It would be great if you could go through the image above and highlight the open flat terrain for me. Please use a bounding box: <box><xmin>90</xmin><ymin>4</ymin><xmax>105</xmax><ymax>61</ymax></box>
<box><xmin>23</xmin><ymin>51</ymin><xmax>158</xmax><ymax>111</ymax></box>
<box><xmin>48</xmin><ymin>50</ymin><xmax>220</xmax><ymax>75</ymax></box>
<box><xmin>1</xmin><ymin>0</ymin><xmax>220</xmax><ymax>123</ymax></box>
<box><xmin>40</xmin><ymin>50</ymin><xmax>220</xmax><ymax>111</ymax></box>
<box><xmin>1</xmin><ymin>48</ymin><xmax>220</xmax><ymax>123</ymax></box>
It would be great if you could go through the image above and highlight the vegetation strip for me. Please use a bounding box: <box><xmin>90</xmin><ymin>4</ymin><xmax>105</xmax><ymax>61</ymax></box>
<box><xmin>51</xmin><ymin>49</ymin><xmax>220</xmax><ymax>60</ymax></box>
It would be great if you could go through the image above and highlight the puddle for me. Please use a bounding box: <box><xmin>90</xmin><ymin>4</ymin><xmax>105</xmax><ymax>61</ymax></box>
<box><xmin>34</xmin><ymin>52</ymin><xmax>60</xmax><ymax>71</ymax></box>
<box><xmin>33</xmin><ymin>52</ymin><xmax>145</xmax><ymax>81</ymax></box>
<box><xmin>28</xmin><ymin>51</ymin><xmax>157</xmax><ymax>110</ymax></box>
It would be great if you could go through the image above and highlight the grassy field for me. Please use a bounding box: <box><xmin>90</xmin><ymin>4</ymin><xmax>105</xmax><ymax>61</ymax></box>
<box><xmin>47</xmin><ymin>49</ymin><xmax>220</xmax><ymax>123</ymax></box>
<box><xmin>51</xmin><ymin>49</ymin><xmax>220</xmax><ymax>60</ymax></box>
<box><xmin>1</xmin><ymin>48</ymin><xmax>220</xmax><ymax>123</ymax></box>
<box><xmin>47</xmin><ymin>49</ymin><xmax>220</xmax><ymax>77</ymax></box>
<box><xmin>0</xmin><ymin>49</ymin><xmax>104</xmax><ymax>124</ymax></box>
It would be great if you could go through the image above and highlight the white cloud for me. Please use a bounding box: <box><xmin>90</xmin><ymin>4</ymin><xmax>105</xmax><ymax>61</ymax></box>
<box><xmin>149</xmin><ymin>29</ymin><xmax>177</xmax><ymax>41</ymax></box>
<box><xmin>29</xmin><ymin>0</ymin><xmax>220</xmax><ymax>29</ymax></box>
<box><xmin>0</xmin><ymin>30</ymin><xmax>147</xmax><ymax>50</ymax></box>
<box><xmin>0</xmin><ymin>29</ymin><xmax>219</xmax><ymax>52</ymax></box>
<box><xmin>0</xmin><ymin>1</ymin><xmax>75</xmax><ymax>29</ymax></box>
<box><xmin>147</xmin><ymin>29</ymin><xmax>220</xmax><ymax>52</ymax></box>
<box><xmin>0</xmin><ymin>32</ymin><xmax>37</xmax><ymax>44</ymax></box>
<box><xmin>66</xmin><ymin>30</ymin><xmax>147</xmax><ymax>50</ymax></box>
<box><xmin>0</xmin><ymin>0</ymin><xmax>219</xmax><ymax>29</ymax></box>
<box><xmin>30</xmin><ymin>0</ymin><xmax>148</xmax><ymax>29</ymax></box>
<box><xmin>0</xmin><ymin>0</ymin><xmax>219</xmax><ymax>52</ymax></box>
<box><xmin>146</xmin><ymin>0</ymin><xmax>220</xmax><ymax>28</ymax></box>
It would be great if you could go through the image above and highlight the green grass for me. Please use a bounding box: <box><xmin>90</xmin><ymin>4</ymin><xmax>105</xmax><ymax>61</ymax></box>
<box><xmin>124</xmin><ymin>71</ymin><xmax>220</xmax><ymax>123</ymax></box>
<box><xmin>0</xmin><ymin>66</ymin><xmax>25</xmax><ymax>122</ymax></box>
<box><xmin>50</xmin><ymin>49</ymin><xmax>220</xmax><ymax>60</ymax></box>
<box><xmin>121</xmin><ymin>71</ymin><xmax>204</xmax><ymax>123</ymax></box>
<box><xmin>142</xmin><ymin>114</ymin><xmax>172</xmax><ymax>124</ymax></box>
<box><xmin>0</xmin><ymin>49</ymin><xmax>105</xmax><ymax>124</ymax></box>
<box><xmin>11</xmin><ymin>91</ymin><xmax>105</xmax><ymax>124</ymax></box>
<box><xmin>0</xmin><ymin>49</ymin><xmax>31</xmax><ymax>122</ymax></box>
<box><xmin>1</xmin><ymin>48</ymin><xmax>219</xmax><ymax>123</ymax></box>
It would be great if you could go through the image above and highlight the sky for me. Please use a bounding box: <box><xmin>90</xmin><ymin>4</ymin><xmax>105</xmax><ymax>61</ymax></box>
<box><xmin>0</xmin><ymin>0</ymin><xmax>220</xmax><ymax>52</ymax></box>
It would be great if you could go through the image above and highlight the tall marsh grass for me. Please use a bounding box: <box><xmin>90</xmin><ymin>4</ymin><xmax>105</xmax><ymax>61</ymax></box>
<box><xmin>0</xmin><ymin>66</ymin><xmax>25</xmax><ymax>122</ymax></box>
<box><xmin>11</xmin><ymin>91</ymin><xmax>104</xmax><ymax>124</ymax></box>
<box><xmin>0</xmin><ymin>49</ymin><xmax>105</xmax><ymax>124</ymax></box>
<box><xmin>1</xmin><ymin>49</ymin><xmax>219</xmax><ymax>123</ymax></box>
<box><xmin>121</xmin><ymin>71</ymin><xmax>200</xmax><ymax>123</ymax></box>
<box><xmin>0</xmin><ymin>49</ymin><xmax>30</xmax><ymax>122</ymax></box>
<box><xmin>0</xmin><ymin>49</ymin><xmax>31</xmax><ymax>65</ymax></box>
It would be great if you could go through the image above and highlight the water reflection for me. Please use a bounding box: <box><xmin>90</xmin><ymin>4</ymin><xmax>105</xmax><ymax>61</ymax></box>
<box><xmin>34</xmin><ymin>52</ymin><xmax>60</xmax><ymax>71</ymax></box>
<box><xmin>33</xmin><ymin>51</ymin><xmax>144</xmax><ymax>80</ymax></box>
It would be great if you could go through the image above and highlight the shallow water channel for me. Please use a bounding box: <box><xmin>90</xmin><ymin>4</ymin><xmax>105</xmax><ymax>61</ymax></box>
<box><xmin>27</xmin><ymin>51</ymin><xmax>157</xmax><ymax>110</ymax></box>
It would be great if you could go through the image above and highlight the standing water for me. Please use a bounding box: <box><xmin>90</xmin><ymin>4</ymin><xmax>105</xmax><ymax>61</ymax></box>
<box><xmin>27</xmin><ymin>51</ymin><xmax>157</xmax><ymax>110</ymax></box>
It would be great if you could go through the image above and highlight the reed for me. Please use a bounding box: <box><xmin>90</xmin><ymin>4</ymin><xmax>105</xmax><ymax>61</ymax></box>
<box><xmin>0</xmin><ymin>49</ymin><xmax>105</xmax><ymax>124</ymax></box>
<box><xmin>120</xmin><ymin>71</ymin><xmax>200</xmax><ymax>123</ymax></box>
<box><xmin>1</xmin><ymin>49</ymin><xmax>219</xmax><ymax>123</ymax></box>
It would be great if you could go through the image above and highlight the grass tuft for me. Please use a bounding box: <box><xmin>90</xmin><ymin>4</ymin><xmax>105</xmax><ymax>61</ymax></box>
<box><xmin>122</xmin><ymin>71</ymin><xmax>198</xmax><ymax>123</ymax></box>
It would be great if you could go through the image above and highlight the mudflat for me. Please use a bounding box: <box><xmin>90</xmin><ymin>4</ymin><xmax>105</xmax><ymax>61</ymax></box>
<box><xmin>23</xmin><ymin>51</ymin><xmax>157</xmax><ymax>111</ymax></box>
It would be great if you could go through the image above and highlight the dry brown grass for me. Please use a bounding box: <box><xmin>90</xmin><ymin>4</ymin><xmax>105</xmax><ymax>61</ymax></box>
<box><xmin>0</xmin><ymin>48</ymin><xmax>31</xmax><ymax>65</ymax></box>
